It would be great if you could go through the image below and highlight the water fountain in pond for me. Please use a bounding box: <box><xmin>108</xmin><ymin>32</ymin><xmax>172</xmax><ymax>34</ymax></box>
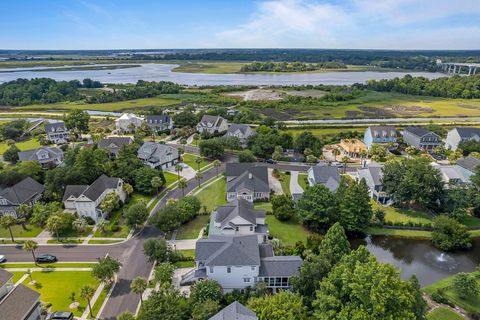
<box><xmin>424</xmin><ymin>251</ymin><xmax>459</xmax><ymax>271</ymax></box>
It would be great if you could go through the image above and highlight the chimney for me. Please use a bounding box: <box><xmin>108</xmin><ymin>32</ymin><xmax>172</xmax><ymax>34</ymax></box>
<box><xmin>248</xmin><ymin>172</ymin><xmax>253</xmax><ymax>179</ymax></box>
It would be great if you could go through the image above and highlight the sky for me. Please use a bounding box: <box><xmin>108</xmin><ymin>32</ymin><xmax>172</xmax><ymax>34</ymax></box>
<box><xmin>1</xmin><ymin>0</ymin><xmax>479</xmax><ymax>50</ymax></box>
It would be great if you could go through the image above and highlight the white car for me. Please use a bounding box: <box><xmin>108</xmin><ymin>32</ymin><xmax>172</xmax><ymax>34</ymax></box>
<box><xmin>0</xmin><ymin>255</ymin><xmax>6</xmax><ymax>263</ymax></box>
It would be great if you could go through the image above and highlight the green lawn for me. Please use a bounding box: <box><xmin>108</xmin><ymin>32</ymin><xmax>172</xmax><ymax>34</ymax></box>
<box><xmin>87</xmin><ymin>239</ymin><xmax>123</xmax><ymax>244</ymax></box>
<box><xmin>57</xmin><ymin>226</ymin><xmax>92</xmax><ymax>238</ymax></box>
<box><xmin>194</xmin><ymin>177</ymin><xmax>227</xmax><ymax>212</ymax></box>
<box><xmin>173</xmin><ymin>261</ymin><xmax>195</xmax><ymax>268</ymax></box>
<box><xmin>175</xmin><ymin>215</ymin><xmax>210</xmax><ymax>240</ymax></box>
<box><xmin>298</xmin><ymin>173</ymin><xmax>309</xmax><ymax>191</ymax></box>
<box><xmin>254</xmin><ymin>202</ymin><xmax>273</xmax><ymax>212</ymax></box>
<box><xmin>374</xmin><ymin>203</ymin><xmax>432</xmax><ymax>225</ymax></box>
<box><xmin>178</xmin><ymin>249</ymin><xmax>195</xmax><ymax>258</ymax></box>
<box><xmin>182</xmin><ymin>153</ymin><xmax>211</xmax><ymax>171</ymax></box>
<box><xmin>11</xmin><ymin>271</ymin><xmax>25</xmax><ymax>284</ymax></box>
<box><xmin>23</xmin><ymin>271</ymin><xmax>100</xmax><ymax>317</ymax></box>
<box><xmin>47</xmin><ymin>239</ymin><xmax>83</xmax><ymax>244</ymax></box>
<box><xmin>427</xmin><ymin>307</ymin><xmax>465</xmax><ymax>320</ymax></box>
<box><xmin>286</xmin><ymin>127</ymin><xmax>366</xmax><ymax>138</ymax></box>
<box><xmin>0</xmin><ymin>223</ymin><xmax>43</xmax><ymax>238</ymax></box>
<box><xmin>1</xmin><ymin>262</ymin><xmax>97</xmax><ymax>269</ymax></box>
<box><xmin>424</xmin><ymin>271</ymin><xmax>480</xmax><ymax>314</ymax></box>
<box><xmin>0</xmin><ymin>137</ymin><xmax>41</xmax><ymax>155</ymax></box>
<box><xmin>366</xmin><ymin>227</ymin><xmax>432</xmax><ymax>239</ymax></box>
<box><xmin>164</xmin><ymin>171</ymin><xmax>179</xmax><ymax>187</ymax></box>
<box><xmin>278</xmin><ymin>172</ymin><xmax>291</xmax><ymax>195</ymax></box>
<box><xmin>460</xmin><ymin>216</ymin><xmax>480</xmax><ymax>227</ymax></box>
<box><xmin>90</xmin><ymin>286</ymin><xmax>110</xmax><ymax>319</ymax></box>
<box><xmin>265</xmin><ymin>215</ymin><xmax>311</xmax><ymax>246</ymax></box>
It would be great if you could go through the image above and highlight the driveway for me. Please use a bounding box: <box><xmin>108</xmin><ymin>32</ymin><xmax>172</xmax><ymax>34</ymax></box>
<box><xmin>289</xmin><ymin>171</ymin><xmax>304</xmax><ymax>195</ymax></box>
<box><xmin>165</xmin><ymin>163</ymin><xmax>196</xmax><ymax>180</ymax></box>
<box><xmin>268</xmin><ymin>168</ymin><xmax>283</xmax><ymax>195</ymax></box>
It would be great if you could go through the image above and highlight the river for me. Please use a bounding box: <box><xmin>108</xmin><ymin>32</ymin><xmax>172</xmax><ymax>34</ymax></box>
<box><xmin>0</xmin><ymin>63</ymin><xmax>446</xmax><ymax>85</ymax></box>
<box><xmin>352</xmin><ymin>236</ymin><xmax>480</xmax><ymax>287</ymax></box>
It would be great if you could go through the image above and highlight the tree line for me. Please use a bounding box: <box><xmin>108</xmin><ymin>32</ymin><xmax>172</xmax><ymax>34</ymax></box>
<box><xmin>240</xmin><ymin>61</ymin><xmax>345</xmax><ymax>72</ymax></box>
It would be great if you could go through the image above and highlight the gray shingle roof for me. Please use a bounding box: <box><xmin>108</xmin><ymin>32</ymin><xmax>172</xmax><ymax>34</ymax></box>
<box><xmin>456</xmin><ymin>156</ymin><xmax>480</xmax><ymax>172</ymax></box>
<box><xmin>226</xmin><ymin>164</ymin><xmax>269</xmax><ymax>193</ymax></box>
<box><xmin>227</xmin><ymin>124</ymin><xmax>251</xmax><ymax>135</ymax></box>
<box><xmin>210</xmin><ymin>301</ymin><xmax>258</xmax><ymax>320</ymax></box>
<box><xmin>454</xmin><ymin>127</ymin><xmax>480</xmax><ymax>138</ymax></box>
<box><xmin>137</xmin><ymin>142</ymin><xmax>179</xmax><ymax>164</ymax></box>
<box><xmin>404</xmin><ymin>127</ymin><xmax>437</xmax><ymax>138</ymax></box>
<box><xmin>62</xmin><ymin>185</ymin><xmax>88</xmax><ymax>202</ymax></box>
<box><xmin>64</xmin><ymin>175</ymin><xmax>120</xmax><ymax>202</ymax></box>
<box><xmin>97</xmin><ymin>136</ymin><xmax>133</xmax><ymax>150</ymax></box>
<box><xmin>0</xmin><ymin>177</ymin><xmax>44</xmax><ymax>205</ymax></box>
<box><xmin>18</xmin><ymin>147</ymin><xmax>63</xmax><ymax>162</ymax></box>
<box><xmin>44</xmin><ymin>121</ymin><xmax>67</xmax><ymax>133</ymax></box>
<box><xmin>196</xmin><ymin>235</ymin><xmax>261</xmax><ymax>267</ymax></box>
<box><xmin>215</xmin><ymin>198</ymin><xmax>260</xmax><ymax>228</ymax></box>
<box><xmin>259</xmin><ymin>256</ymin><xmax>303</xmax><ymax>277</ymax></box>
<box><xmin>0</xmin><ymin>284</ymin><xmax>40</xmax><ymax>320</ymax></box>
<box><xmin>0</xmin><ymin>269</ymin><xmax>13</xmax><ymax>288</ymax></box>
<box><xmin>198</xmin><ymin>115</ymin><xmax>226</xmax><ymax>128</ymax></box>
<box><xmin>309</xmin><ymin>165</ymin><xmax>341</xmax><ymax>191</ymax></box>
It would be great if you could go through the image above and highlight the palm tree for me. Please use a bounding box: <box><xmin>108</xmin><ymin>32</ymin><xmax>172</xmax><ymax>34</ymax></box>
<box><xmin>97</xmin><ymin>219</ymin><xmax>108</xmax><ymax>234</ymax></box>
<box><xmin>0</xmin><ymin>215</ymin><xmax>18</xmax><ymax>242</ymax></box>
<box><xmin>341</xmin><ymin>156</ymin><xmax>349</xmax><ymax>174</ymax></box>
<box><xmin>332</xmin><ymin>148</ymin><xmax>340</xmax><ymax>161</ymax></box>
<box><xmin>80</xmin><ymin>285</ymin><xmax>96</xmax><ymax>318</ymax></box>
<box><xmin>175</xmin><ymin>164</ymin><xmax>183</xmax><ymax>181</ymax></box>
<box><xmin>178</xmin><ymin>178</ymin><xmax>188</xmax><ymax>197</ymax></box>
<box><xmin>195</xmin><ymin>172</ymin><xmax>203</xmax><ymax>188</ymax></box>
<box><xmin>151</xmin><ymin>176</ymin><xmax>163</xmax><ymax>194</ymax></box>
<box><xmin>195</xmin><ymin>156</ymin><xmax>203</xmax><ymax>171</ymax></box>
<box><xmin>213</xmin><ymin>159</ymin><xmax>221</xmax><ymax>176</ymax></box>
<box><xmin>22</xmin><ymin>240</ymin><xmax>38</xmax><ymax>266</ymax></box>
<box><xmin>130</xmin><ymin>277</ymin><xmax>147</xmax><ymax>303</ymax></box>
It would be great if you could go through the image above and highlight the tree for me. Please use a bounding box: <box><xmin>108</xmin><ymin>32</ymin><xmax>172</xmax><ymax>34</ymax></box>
<box><xmin>199</xmin><ymin>139</ymin><xmax>224</xmax><ymax>159</ymax></box>
<box><xmin>341</xmin><ymin>156</ymin><xmax>349</xmax><ymax>173</ymax></box>
<box><xmin>15</xmin><ymin>160</ymin><xmax>42</xmax><ymax>181</ymax></box>
<box><xmin>30</xmin><ymin>202</ymin><xmax>62</xmax><ymax>227</ymax></box>
<box><xmin>238</xmin><ymin>150</ymin><xmax>256</xmax><ymax>162</ymax></box>
<box><xmin>296</xmin><ymin>185</ymin><xmax>337</xmax><ymax>231</ymax></box>
<box><xmin>149</xmin><ymin>204</ymin><xmax>181</xmax><ymax>233</ymax></box>
<box><xmin>291</xmin><ymin>254</ymin><xmax>331</xmax><ymax>306</ymax></box>
<box><xmin>3</xmin><ymin>144</ymin><xmax>20</xmax><ymax>163</ymax></box>
<box><xmin>143</xmin><ymin>238</ymin><xmax>172</xmax><ymax>263</ymax></box>
<box><xmin>22</xmin><ymin>240</ymin><xmax>38</xmax><ymax>266</ymax></box>
<box><xmin>332</xmin><ymin>148</ymin><xmax>340</xmax><ymax>161</ymax></box>
<box><xmin>64</xmin><ymin>109</ymin><xmax>90</xmax><ymax>135</ymax></box>
<box><xmin>174</xmin><ymin>164</ymin><xmax>183</xmax><ymax>181</ymax></box>
<box><xmin>137</xmin><ymin>286</ymin><xmax>189</xmax><ymax>320</ymax></box>
<box><xmin>134</xmin><ymin>167</ymin><xmax>163</xmax><ymax>194</ymax></box>
<box><xmin>178</xmin><ymin>178</ymin><xmax>188</xmax><ymax>197</ymax></box>
<box><xmin>272</xmin><ymin>145</ymin><xmax>283</xmax><ymax>161</ymax></box>
<box><xmin>313</xmin><ymin>246</ymin><xmax>425</xmax><ymax>320</ymax></box>
<box><xmin>248</xmin><ymin>291</ymin><xmax>309</xmax><ymax>320</ymax></box>
<box><xmin>72</xmin><ymin>217</ymin><xmax>87</xmax><ymax>233</ymax></box>
<box><xmin>453</xmin><ymin>272</ymin><xmax>479</xmax><ymax>299</ymax></box>
<box><xmin>131</xmin><ymin>277</ymin><xmax>148</xmax><ymax>303</ymax></box>
<box><xmin>124</xmin><ymin>202</ymin><xmax>148</xmax><ymax>229</ymax></box>
<box><xmin>123</xmin><ymin>183</ymin><xmax>134</xmax><ymax>199</ymax></box>
<box><xmin>100</xmin><ymin>193</ymin><xmax>120</xmax><ymax>216</ymax></box>
<box><xmin>191</xmin><ymin>299</ymin><xmax>221</xmax><ymax>320</ymax></box>
<box><xmin>0</xmin><ymin>215</ymin><xmax>18</xmax><ymax>242</ymax></box>
<box><xmin>295</xmin><ymin>131</ymin><xmax>323</xmax><ymax>156</ymax></box>
<box><xmin>16</xmin><ymin>203</ymin><xmax>32</xmax><ymax>218</ymax></box>
<box><xmin>369</xmin><ymin>144</ymin><xmax>387</xmax><ymax>162</ymax></box>
<box><xmin>118</xmin><ymin>312</ymin><xmax>135</xmax><ymax>320</ymax></box>
<box><xmin>154</xmin><ymin>262</ymin><xmax>175</xmax><ymax>286</ymax></box>
<box><xmin>97</xmin><ymin>219</ymin><xmax>108</xmax><ymax>234</ymax></box>
<box><xmin>195</xmin><ymin>156</ymin><xmax>203</xmax><ymax>170</ymax></box>
<box><xmin>337</xmin><ymin>178</ymin><xmax>372</xmax><ymax>232</ymax></box>
<box><xmin>195</xmin><ymin>172</ymin><xmax>203</xmax><ymax>188</ymax></box>
<box><xmin>92</xmin><ymin>256</ymin><xmax>122</xmax><ymax>285</ymax></box>
<box><xmin>318</xmin><ymin>222</ymin><xmax>351</xmax><ymax>266</ymax></box>
<box><xmin>213</xmin><ymin>159</ymin><xmax>221</xmax><ymax>176</ymax></box>
<box><xmin>151</xmin><ymin>176</ymin><xmax>164</xmax><ymax>194</ymax></box>
<box><xmin>271</xmin><ymin>194</ymin><xmax>295</xmax><ymax>221</ymax></box>
<box><xmin>190</xmin><ymin>280</ymin><xmax>223</xmax><ymax>305</ymax></box>
<box><xmin>80</xmin><ymin>285</ymin><xmax>96</xmax><ymax>318</ymax></box>
<box><xmin>432</xmin><ymin>215</ymin><xmax>471</xmax><ymax>251</ymax></box>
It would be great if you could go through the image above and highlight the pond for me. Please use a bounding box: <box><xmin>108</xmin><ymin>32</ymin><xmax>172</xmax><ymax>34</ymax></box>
<box><xmin>352</xmin><ymin>236</ymin><xmax>480</xmax><ymax>287</ymax></box>
<box><xmin>0</xmin><ymin>63</ymin><xmax>446</xmax><ymax>85</ymax></box>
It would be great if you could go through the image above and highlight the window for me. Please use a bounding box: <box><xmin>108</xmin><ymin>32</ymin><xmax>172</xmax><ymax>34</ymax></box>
<box><xmin>243</xmin><ymin>278</ymin><xmax>250</xmax><ymax>283</ymax></box>
<box><xmin>227</xmin><ymin>267</ymin><xmax>231</xmax><ymax>273</ymax></box>
<box><xmin>210</xmin><ymin>267</ymin><xmax>213</xmax><ymax>273</ymax></box>
<box><xmin>251</xmin><ymin>266</ymin><xmax>255</xmax><ymax>271</ymax></box>
<box><xmin>249</xmin><ymin>226</ymin><xmax>254</xmax><ymax>232</ymax></box>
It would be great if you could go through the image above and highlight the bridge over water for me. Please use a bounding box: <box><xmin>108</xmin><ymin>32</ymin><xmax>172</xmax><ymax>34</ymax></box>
<box><xmin>438</xmin><ymin>61</ymin><xmax>480</xmax><ymax>75</ymax></box>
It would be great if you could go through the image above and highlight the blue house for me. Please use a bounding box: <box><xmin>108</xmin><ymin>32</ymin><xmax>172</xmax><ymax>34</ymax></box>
<box><xmin>363</xmin><ymin>126</ymin><xmax>397</xmax><ymax>149</ymax></box>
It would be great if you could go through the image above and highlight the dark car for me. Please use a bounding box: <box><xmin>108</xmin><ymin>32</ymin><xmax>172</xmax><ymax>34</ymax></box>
<box><xmin>265</xmin><ymin>159</ymin><xmax>277</xmax><ymax>164</ymax></box>
<box><xmin>35</xmin><ymin>254</ymin><xmax>57</xmax><ymax>263</ymax></box>
<box><xmin>47</xmin><ymin>312</ymin><xmax>74</xmax><ymax>320</ymax></box>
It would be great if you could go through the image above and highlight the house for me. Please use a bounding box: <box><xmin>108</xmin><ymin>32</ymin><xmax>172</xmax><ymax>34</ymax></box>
<box><xmin>432</xmin><ymin>164</ymin><xmax>469</xmax><ymax>187</ymax></box>
<box><xmin>197</xmin><ymin>115</ymin><xmax>228</xmax><ymax>134</ymax></box>
<box><xmin>338</xmin><ymin>139</ymin><xmax>367</xmax><ymax>159</ymax></box>
<box><xmin>209</xmin><ymin>198</ymin><xmax>268</xmax><ymax>243</ymax></box>
<box><xmin>456</xmin><ymin>156</ymin><xmax>480</xmax><ymax>177</ymax></box>
<box><xmin>226</xmin><ymin>124</ymin><xmax>255</xmax><ymax>146</ymax></box>
<box><xmin>146</xmin><ymin>115</ymin><xmax>173</xmax><ymax>132</ymax></box>
<box><xmin>226</xmin><ymin>163</ymin><xmax>270</xmax><ymax>202</ymax></box>
<box><xmin>363</xmin><ymin>126</ymin><xmax>397</xmax><ymax>149</ymax></box>
<box><xmin>18</xmin><ymin>147</ymin><xmax>63</xmax><ymax>168</ymax></box>
<box><xmin>62</xmin><ymin>174</ymin><xmax>126</xmax><ymax>222</ymax></box>
<box><xmin>226</xmin><ymin>109</ymin><xmax>240</xmax><ymax>116</ymax></box>
<box><xmin>115</xmin><ymin>113</ymin><xmax>144</xmax><ymax>133</ymax></box>
<box><xmin>137</xmin><ymin>142</ymin><xmax>179</xmax><ymax>169</ymax></box>
<box><xmin>45</xmin><ymin>121</ymin><xmax>70</xmax><ymax>144</ymax></box>
<box><xmin>445</xmin><ymin>127</ymin><xmax>480</xmax><ymax>151</ymax></box>
<box><xmin>0</xmin><ymin>269</ymin><xmax>41</xmax><ymax>320</ymax></box>
<box><xmin>358</xmin><ymin>162</ymin><xmax>390</xmax><ymax>204</ymax></box>
<box><xmin>210</xmin><ymin>301</ymin><xmax>257</xmax><ymax>320</ymax></box>
<box><xmin>402</xmin><ymin>127</ymin><xmax>442</xmax><ymax>152</ymax></box>
<box><xmin>0</xmin><ymin>178</ymin><xmax>44</xmax><ymax>217</ymax></box>
<box><xmin>98</xmin><ymin>136</ymin><xmax>133</xmax><ymax>157</ymax></box>
<box><xmin>307</xmin><ymin>165</ymin><xmax>341</xmax><ymax>192</ymax></box>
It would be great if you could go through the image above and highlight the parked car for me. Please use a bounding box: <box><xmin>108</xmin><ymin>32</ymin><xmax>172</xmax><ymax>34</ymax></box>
<box><xmin>35</xmin><ymin>254</ymin><xmax>57</xmax><ymax>263</ymax></box>
<box><xmin>265</xmin><ymin>159</ymin><xmax>277</xmax><ymax>164</ymax></box>
<box><xmin>46</xmin><ymin>312</ymin><xmax>74</xmax><ymax>320</ymax></box>
<box><xmin>0</xmin><ymin>255</ymin><xmax>6</xmax><ymax>263</ymax></box>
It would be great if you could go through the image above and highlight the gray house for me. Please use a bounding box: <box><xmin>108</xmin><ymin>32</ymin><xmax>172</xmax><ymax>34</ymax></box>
<box><xmin>456</xmin><ymin>156</ymin><xmax>480</xmax><ymax>179</ymax></box>
<box><xmin>402</xmin><ymin>127</ymin><xmax>442</xmax><ymax>152</ymax></box>
<box><xmin>210</xmin><ymin>301</ymin><xmax>257</xmax><ymax>320</ymax></box>
<box><xmin>146</xmin><ymin>115</ymin><xmax>173</xmax><ymax>132</ymax></box>
<box><xmin>45</xmin><ymin>121</ymin><xmax>70</xmax><ymax>144</ymax></box>
<box><xmin>226</xmin><ymin>124</ymin><xmax>255</xmax><ymax>146</ymax></box>
<box><xmin>98</xmin><ymin>136</ymin><xmax>133</xmax><ymax>157</ymax></box>
<box><xmin>18</xmin><ymin>147</ymin><xmax>63</xmax><ymax>168</ymax></box>
<box><xmin>0</xmin><ymin>177</ymin><xmax>44</xmax><ymax>217</ymax></box>
<box><xmin>307</xmin><ymin>165</ymin><xmax>341</xmax><ymax>192</ymax></box>
<box><xmin>137</xmin><ymin>142</ymin><xmax>179</xmax><ymax>169</ymax></box>
<box><xmin>197</xmin><ymin>115</ymin><xmax>228</xmax><ymax>134</ymax></box>
<box><xmin>0</xmin><ymin>270</ymin><xmax>41</xmax><ymax>320</ymax></box>
<box><xmin>358</xmin><ymin>162</ymin><xmax>390</xmax><ymax>204</ymax></box>
<box><xmin>445</xmin><ymin>127</ymin><xmax>480</xmax><ymax>151</ymax></box>
<box><xmin>226</xmin><ymin>163</ymin><xmax>270</xmax><ymax>202</ymax></box>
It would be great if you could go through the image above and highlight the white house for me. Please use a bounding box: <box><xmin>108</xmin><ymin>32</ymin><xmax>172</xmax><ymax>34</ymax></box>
<box><xmin>226</xmin><ymin>124</ymin><xmax>255</xmax><ymax>146</ymax></box>
<box><xmin>363</xmin><ymin>126</ymin><xmax>397</xmax><ymax>149</ymax></box>
<box><xmin>45</xmin><ymin>121</ymin><xmax>70</xmax><ymax>144</ymax></box>
<box><xmin>226</xmin><ymin>163</ymin><xmax>270</xmax><ymax>202</ymax></box>
<box><xmin>358</xmin><ymin>161</ymin><xmax>391</xmax><ymax>204</ymax></box>
<box><xmin>115</xmin><ymin>113</ymin><xmax>144</xmax><ymax>133</ymax></box>
<box><xmin>18</xmin><ymin>147</ymin><xmax>63</xmax><ymax>168</ymax></box>
<box><xmin>445</xmin><ymin>127</ymin><xmax>480</xmax><ymax>151</ymax></box>
<box><xmin>62</xmin><ymin>175</ymin><xmax>126</xmax><ymax>222</ymax></box>
<box><xmin>197</xmin><ymin>115</ymin><xmax>228</xmax><ymax>134</ymax></box>
<box><xmin>137</xmin><ymin>142</ymin><xmax>179</xmax><ymax>169</ymax></box>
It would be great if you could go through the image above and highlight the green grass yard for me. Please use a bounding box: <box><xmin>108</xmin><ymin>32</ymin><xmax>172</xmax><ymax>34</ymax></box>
<box><xmin>278</xmin><ymin>172</ymin><xmax>291</xmax><ymax>195</ymax></box>
<box><xmin>427</xmin><ymin>307</ymin><xmax>465</xmax><ymax>320</ymax></box>
<box><xmin>298</xmin><ymin>173</ymin><xmax>309</xmax><ymax>191</ymax></box>
<box><xmin>254</xmin><ymin>202</ymin><xmax>273</xmax><ymax>212</ymax></box>
<box><xmin>175</xmin><ymin>215</ymin><xmax>210</xmax><ymax>240</ymax></box>
<box><xmin>374</xmin><ymin>203</ymin><xmax>432</xmax><ymax>225</ymax></box>
<box><xmin>164</xmin><ymin>171</ymin><xmax>179</xmax><ymax>187</ymax></box>
<box><xmin>182</xmin><ymin>153</ymin><xmax>211</xmax><ymax>171</ymax></box>
<box><xmin>265</xmin><ymin>215</ymin><xmax>311</xmax><ymax>246</ymax></box>
<box><xmin>0</xmin><ymin>223</ymin><xmax>43</xmax><ymax>238</ymax></box>
<box><xmin>194</xmin><ymin>177</ymin><xmax>227</xmax><ymax>212</ymax></box>
<box><xmin>366</xmin><ymin>227</ymin><xmax>432</xmax><ymax>239</ymax></box>
<box><xmin>0</xmin><ymin>137</ymin><xmax>41</xmax><ymax>155</ymax></box>
<box><xmin>1</xmin><ymin>262</ymin><xmax>97</xmax><ymax>269</ymax></box>
<box><xmin>11</xmin><ymin>271</ymin><xmax>25</xmax><ymax>284</ymax></box>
